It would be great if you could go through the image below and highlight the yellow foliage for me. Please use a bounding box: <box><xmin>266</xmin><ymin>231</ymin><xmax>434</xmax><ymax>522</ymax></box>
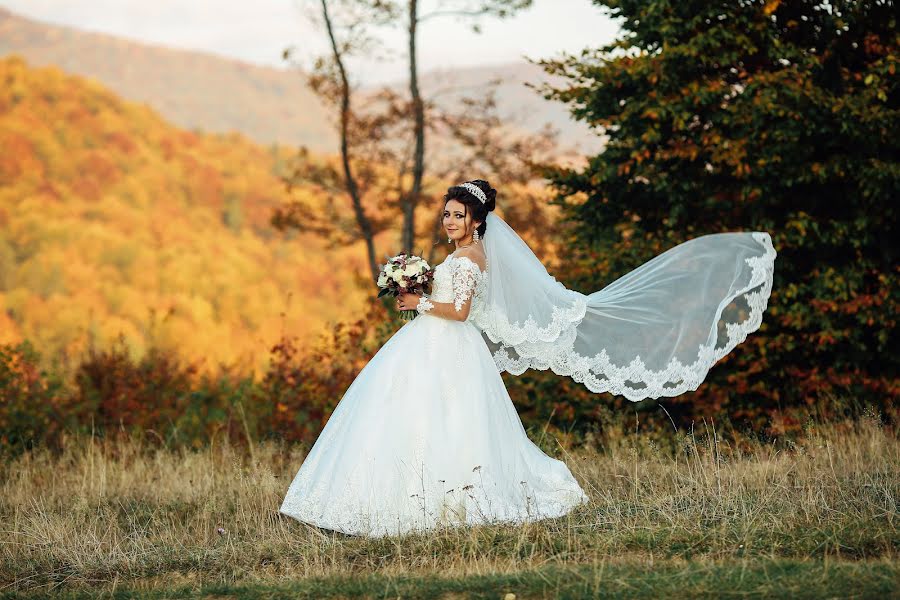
<box><xmin>0</xmin><ymin>56</ymin><xmax>370</xmax><ymax>379</ymax></box>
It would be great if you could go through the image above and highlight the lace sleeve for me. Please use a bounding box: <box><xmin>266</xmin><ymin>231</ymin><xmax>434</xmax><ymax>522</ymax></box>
<box><xmin>451</xmin><ymin>256</ymin><xmax>483</xmax><ymax>312</ymax></box>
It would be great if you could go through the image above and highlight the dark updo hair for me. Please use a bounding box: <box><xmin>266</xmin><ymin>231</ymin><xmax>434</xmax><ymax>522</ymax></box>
<box><xmin>443</xmin><ymin>179</ymin><xmax>497</xmax><ymax>238</ymax></box>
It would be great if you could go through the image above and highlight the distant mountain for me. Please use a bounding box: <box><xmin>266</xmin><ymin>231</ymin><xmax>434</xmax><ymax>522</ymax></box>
<box><xmin>410</xmin><ymin>62</ymin><xmax>601</xmax><ymax>154</ymax></box>
<box><xmin>0</xmin><ymin>6</ymin><xmax>338</xmax><ymax>152</ymax></box>
<box><xmin>0</xmin><ymin>6</ymin><xmax>599</xmax><ymax>153</ymax></box>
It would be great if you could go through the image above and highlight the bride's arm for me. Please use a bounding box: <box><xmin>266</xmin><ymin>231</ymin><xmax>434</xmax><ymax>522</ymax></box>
<box><xmin>397</xmin><ymin>253</ymin><xmax>484</xmax><ymax>321</ymax></box>
<box><xmin>399</xmin><ymin>278</ymin><xmax>476</xmax><ymax>321</ymax></box>
<box><xmin>414</xmin><ymin>295</ymin><xmax>473</xmax><ymax>321</ymax></box>
<box><xmin>396</xmin><ymin>292</ymin><xmax>472</xmax><ymax>321</ymax></box>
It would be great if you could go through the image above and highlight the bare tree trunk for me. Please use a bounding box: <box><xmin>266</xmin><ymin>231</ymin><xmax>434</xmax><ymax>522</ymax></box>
<box><xmin>284</xmin><ymin>0</ymin><xmax>536</xmax><ymax>274</ymax></box>
<box><xmin>322</xmin><ymin>0</ymin><xmax>380</xmax><ymax>282</ymax></box>
<box><xmin>404</xmin><ymin>0</ymin><xmax>425</xmax><ymax>254</ymax></box>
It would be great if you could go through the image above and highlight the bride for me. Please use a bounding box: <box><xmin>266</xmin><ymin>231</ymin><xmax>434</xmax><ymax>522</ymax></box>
<box><xmin>280</xmin><ymin>179</ymin><xmax>776</xmax><ymax>537</ymax></box>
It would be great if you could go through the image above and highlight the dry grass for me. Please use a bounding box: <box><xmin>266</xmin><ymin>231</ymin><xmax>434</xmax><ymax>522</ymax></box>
<box><xmin>0</xmin><ymin>408</ymin><xmax>897</xmax><ymax>597</ymax></box>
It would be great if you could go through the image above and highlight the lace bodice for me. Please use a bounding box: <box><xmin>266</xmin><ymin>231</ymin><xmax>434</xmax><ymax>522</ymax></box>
<box><xmin>426</xmin><ymin>253</ymin><xmax>488</xmax><ymax>321</ymax></box>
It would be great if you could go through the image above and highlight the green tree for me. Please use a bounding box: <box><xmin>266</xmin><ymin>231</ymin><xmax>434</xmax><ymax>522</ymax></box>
<box><xmin>536</xmin><ymin>0</ymin><xmax>899</xmax><ymax>428</ymax></box>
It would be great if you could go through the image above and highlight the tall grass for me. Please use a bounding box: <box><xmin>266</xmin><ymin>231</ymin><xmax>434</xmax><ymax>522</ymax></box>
<box><xmin>0</xmin><ymin>406</ymin><xmax>896</xmax><ymax>596</ymax></box>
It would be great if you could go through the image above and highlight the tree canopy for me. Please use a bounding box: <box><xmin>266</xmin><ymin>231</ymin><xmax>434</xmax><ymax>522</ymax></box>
<box><xmin>536</xmin><ymin>0</ymin><xmax>898</xmax><ymax>428</ymax></box>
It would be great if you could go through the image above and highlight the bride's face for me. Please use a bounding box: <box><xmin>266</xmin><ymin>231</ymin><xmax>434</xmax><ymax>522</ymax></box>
<box><xmin>443</xmin><ymin>199</ymin><xmax>478</xmax><ymax>243</ymax></box>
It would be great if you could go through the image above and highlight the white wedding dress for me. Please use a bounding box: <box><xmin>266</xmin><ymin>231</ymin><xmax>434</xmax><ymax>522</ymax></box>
<box><xmin>280</xmin><ymin>251</ymin><xmax>589</xmax><ymax>537</ymax></box>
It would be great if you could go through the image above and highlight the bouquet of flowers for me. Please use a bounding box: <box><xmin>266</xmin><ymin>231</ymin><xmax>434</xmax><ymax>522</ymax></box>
<box><xmin>376</xmin><ymin>253</ymin><xmax>435</xmax><ymax>320</ymax></box>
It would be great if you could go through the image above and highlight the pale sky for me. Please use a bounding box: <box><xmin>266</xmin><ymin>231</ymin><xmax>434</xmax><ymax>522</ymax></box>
<box><xmin>0</xmin><ymin>0</ymin><xmax>620</xmax><ymax>84</ymax></box>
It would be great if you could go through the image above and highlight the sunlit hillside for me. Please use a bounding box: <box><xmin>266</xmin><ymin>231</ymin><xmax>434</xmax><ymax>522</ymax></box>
<box><xmin>0</xmin><ymin>7</ymin><xmax>599</xmax><ymax>154</ymax></box>
<box><xmin>0</xmin><ymin>7</ymin><xmax>337</xmax><ymax>152</ymax></box>
<box><xmin>0</xmin><ymin>55</ymin><xmax>375</xmax><ymax>379</ymax></box>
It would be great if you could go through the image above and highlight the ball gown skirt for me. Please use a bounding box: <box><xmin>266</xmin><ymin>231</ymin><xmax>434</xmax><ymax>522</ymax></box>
<box><xmin>278</xmin><ymin>309</ymin><xmax>589</xmax><ymax>537</ymax></box>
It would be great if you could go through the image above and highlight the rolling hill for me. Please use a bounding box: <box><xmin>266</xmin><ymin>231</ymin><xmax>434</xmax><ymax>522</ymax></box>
<box><xmin>0</xmin><ymin>6</ymin><xmax>337</xmax><ymax>152</ymax></box>
<box><xmin>0</xmin><ymin>55</ymin><xmax>376</xmax><ymax>378</ymax></box>
<box><xmin>0</xmin><ymin>6</ymin><xmax>598</xmax><ymax>153</ymax></box>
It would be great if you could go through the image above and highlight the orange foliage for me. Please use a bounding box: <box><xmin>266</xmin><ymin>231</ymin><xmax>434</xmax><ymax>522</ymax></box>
<box><xmin>0</xmin><ymin>56</ymin><xmax>371</xmax><ymax>379</ymax></box>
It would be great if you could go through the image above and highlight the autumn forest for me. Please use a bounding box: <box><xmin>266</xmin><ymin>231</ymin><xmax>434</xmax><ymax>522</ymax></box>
<box><xmin>0</xmin><ymin>55</ymin><xmax>374</xmax><ymax>379</ymax></box>
<box><xmin>1</xmin><ymin>1</ymin><xmax>898</xmax><ymax>597</ymax></box>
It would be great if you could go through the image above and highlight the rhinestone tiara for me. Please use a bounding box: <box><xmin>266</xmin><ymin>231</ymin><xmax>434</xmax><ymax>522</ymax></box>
<box><xmin>456</xmin><ymin>181</ymin><xmax>487</xmax><ymax>204</ymax></box>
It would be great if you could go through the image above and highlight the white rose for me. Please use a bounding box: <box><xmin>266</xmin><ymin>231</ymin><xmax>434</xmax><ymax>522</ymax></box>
<box><xmin>377</xmin><ymin>272</ymin><xmax>388</xmax><ymax>287</ymax></box>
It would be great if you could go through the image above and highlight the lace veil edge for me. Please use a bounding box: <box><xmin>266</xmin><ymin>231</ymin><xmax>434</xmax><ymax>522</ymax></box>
<box><xmin>477</xmin><ymin>225</ymin><xmax>776</xmax><ymax>402</ymax></box>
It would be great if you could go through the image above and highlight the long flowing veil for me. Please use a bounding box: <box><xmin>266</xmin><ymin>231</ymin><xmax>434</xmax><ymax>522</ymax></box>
<box><xmin>474</xmin><ymin>212</ymin><xmax>776</xmax><ymax>401</ymax></box>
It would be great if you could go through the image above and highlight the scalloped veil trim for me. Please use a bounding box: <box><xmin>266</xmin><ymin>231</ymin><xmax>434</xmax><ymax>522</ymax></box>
<box><xmin>480</xmin><ymin>232</ymin><xmax>776</xmax><ymax>402</ymax></box>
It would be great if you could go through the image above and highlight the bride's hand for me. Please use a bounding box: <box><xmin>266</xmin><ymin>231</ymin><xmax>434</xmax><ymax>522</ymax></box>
<box><xmin>397</xmin><ymin>292</ymin><xmax>421</xmax><ymax>311</ymax></box>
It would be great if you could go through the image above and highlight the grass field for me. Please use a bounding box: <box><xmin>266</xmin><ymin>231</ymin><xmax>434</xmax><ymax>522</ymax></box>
<box><xmin>1</xmin><ymin>408</ymin><xmax>896</xmax><ymax>598</ymax></box>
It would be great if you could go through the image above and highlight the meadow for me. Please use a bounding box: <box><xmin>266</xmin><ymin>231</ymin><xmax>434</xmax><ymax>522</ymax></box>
<box><xmin>1</xmin><ymin>404</ymin><xmax>896</xmax><ymax>599</ymax></box>
<box><xmin>1</xmin><ymin>2</ymin><xmax>897</xmax><ymax>597</ymax></box>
